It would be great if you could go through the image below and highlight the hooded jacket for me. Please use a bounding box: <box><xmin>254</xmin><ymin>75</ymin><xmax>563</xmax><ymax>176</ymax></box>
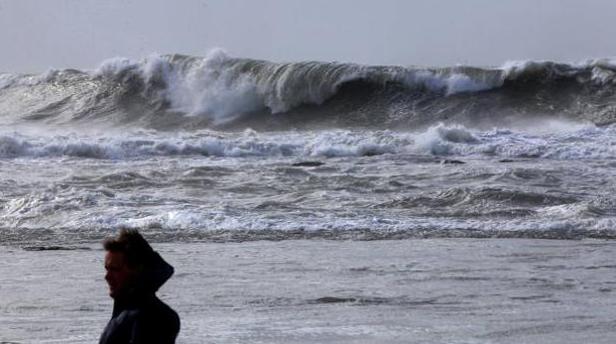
<box><xmin>99</xmin><ymin>251</ymin><xmax>180</xmax><ymax>344</ymax></box>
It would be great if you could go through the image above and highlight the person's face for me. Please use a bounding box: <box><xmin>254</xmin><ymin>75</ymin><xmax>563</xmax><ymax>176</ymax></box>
<box><xmin>104</xmin><ymin>251</ymin><xmax>138</xmax><ymax>299</ymax></box>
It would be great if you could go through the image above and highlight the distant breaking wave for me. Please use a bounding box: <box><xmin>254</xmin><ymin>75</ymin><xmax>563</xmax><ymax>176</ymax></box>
<box><xmin>2</xmin><ymin>49</ymin><xmax>616</xmax><ymax>130</ymax></box>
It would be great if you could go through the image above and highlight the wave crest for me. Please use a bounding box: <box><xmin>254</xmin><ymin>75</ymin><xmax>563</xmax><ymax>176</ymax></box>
<box><xmin>2</xmin><ymin>51</ymin><xmax>616</xmax><ymax>129</ymax></box>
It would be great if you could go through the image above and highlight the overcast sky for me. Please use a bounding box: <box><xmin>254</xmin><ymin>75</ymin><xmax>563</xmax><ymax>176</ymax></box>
<box><xmin>1</xmin><ymin>0</ymin><xmax>616</xmax><ymax>73</ymax></box>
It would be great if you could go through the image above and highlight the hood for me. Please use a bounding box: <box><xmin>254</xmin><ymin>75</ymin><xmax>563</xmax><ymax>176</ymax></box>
<box><xmin>137</xmin><ymin>250</ymin><xmax>174</xmax><ymax>294</ymax></box>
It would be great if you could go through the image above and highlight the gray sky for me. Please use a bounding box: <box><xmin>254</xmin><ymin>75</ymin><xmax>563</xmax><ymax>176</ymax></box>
<box><xmin>1</xmin><ymin>0</ymin><xmax>616</xmax><ymax>73</ymax></box>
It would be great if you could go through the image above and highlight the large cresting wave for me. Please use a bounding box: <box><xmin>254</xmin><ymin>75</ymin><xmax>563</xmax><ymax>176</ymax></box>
<box><xmin>2</xmin><ymin>49</ymin><xmax>616</xmax><ymax>130</ymax></box>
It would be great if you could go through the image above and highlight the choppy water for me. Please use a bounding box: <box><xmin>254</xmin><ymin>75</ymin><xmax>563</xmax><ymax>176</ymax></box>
<box><xmin>1</xmin><ymin>122</ymin><xmax>616</xmax><ymax>243</ymax></box>
<box><xmin>2</xmin><ymin>52</ymin><xmax>616</xmax><ymax>242</ymax></box>
<box><xmin>2</xmin><ymin>51</ymin><xmax>616</xmax><ymax>342</ymax></box>
<box><xmin>0</xmin><ymin>52</ymin><xmax>616</xmax><ymax>243</ymax></box>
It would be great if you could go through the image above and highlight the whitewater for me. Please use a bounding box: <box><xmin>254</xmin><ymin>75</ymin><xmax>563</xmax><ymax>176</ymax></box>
<box><xmin>2</xmin><ymin>51</ymin><xmax>616</xmax><ymax>343</ymax></box>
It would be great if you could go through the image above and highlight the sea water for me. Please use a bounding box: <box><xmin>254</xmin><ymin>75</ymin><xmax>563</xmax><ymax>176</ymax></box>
<box><xmin>1</xmin><ymin>51</ymin><xmax>616</xmax><ymax>342</ymax></box>
<box><xmin>2</xmin><ymin>240</ymin><xmax>616</xmax><ymax>343</ymax></box>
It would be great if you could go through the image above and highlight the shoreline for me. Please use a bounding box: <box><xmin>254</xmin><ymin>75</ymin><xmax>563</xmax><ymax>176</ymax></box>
<box><xmin>2</xmin><ymin>229</ymin><xmax>616</xmax><ymax>248</ymax></box>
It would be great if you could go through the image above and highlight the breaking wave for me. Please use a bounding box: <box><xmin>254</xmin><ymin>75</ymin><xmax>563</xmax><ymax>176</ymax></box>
<box><xmin>2</xmin><ymin>50</ymin><xmax>616</xmax><ymax>130</ymax></box>
<box><xmin>1</xmin><ymin>122</ymin><xmax>615</xmax><ymax>161</ymax></box>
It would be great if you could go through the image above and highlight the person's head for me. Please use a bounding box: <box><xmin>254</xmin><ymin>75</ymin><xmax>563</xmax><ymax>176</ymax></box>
<box><xmin>103</xmin><ymin>229</ymin><xmax>154</xmax><ymax>299</ymax></box>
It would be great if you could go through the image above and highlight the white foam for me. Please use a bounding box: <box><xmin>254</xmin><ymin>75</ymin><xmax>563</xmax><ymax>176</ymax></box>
<box><xmin>501</xmin><ymin>58</ymin><xmax>616</xmax><ymax>85</ymax></box>
<box><xmin>0</xmin><ymin>130</ymin><xmax>411</xmax><ymax>160</ymax></box>
<box><xmin>444</xmin><ymin>73</ymin><xmax>494</xmax><ymax>95</ymax></box>
<box><xmin>92</xmin><ymin>50</ymin><xmax>501</xmax><ymax>124</ymax></box>
<box><xmin>402</xmin><ymin>70</ymin><xmax>496</xmax><ymax>95</ymax></box>
<box><xmin>38</xmin><ymin>205</ymin><xmax>616</xmax><ymax>237</ymax></box>
<box><xmin>1</xmin><ymin>122</ymin><xmax>615</xmax><ymax>161</ymax></box>
<box><xmin>305</xmin><ymin>130</ymin><xmax>405</xmax><ymax>157</ymax></box>
<box><xmin>591</xmin><ymin>66</ymin><xmax>616</xmax><ymax>85</ymax></box>
<box><xmin>410</xmin><ymin>122</ymin><xmax>616</xmax><ymax>160</ymax></box>
<box><xmin>94</xmin><ymin>56</ymin><xmax>141</xmax><ymax>78</ymax></box>
<box><xmin>93</xmin><ymin>50</ymin><xmax>270</xmax><ymax>124</ymax></box>
<box><xmin>413</xmin><ymin>123</ymin><xmax>479</xmax><ymax>155</ymax></box>
<box><xmin>166</xmin><ymin>52</ymin><xmax>264</xmax><ymax>124</ymax></box>
<box><xmin>500</xmin><ymin>60</ymin><xmax>537</xmax><ymax>78</ymax></box>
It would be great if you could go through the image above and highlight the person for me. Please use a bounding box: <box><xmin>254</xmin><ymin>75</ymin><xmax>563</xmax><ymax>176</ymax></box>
<box><xmin>99</xmin><ymin>229</ymin><xmax>180</xmax><ymax>344</ymax></box>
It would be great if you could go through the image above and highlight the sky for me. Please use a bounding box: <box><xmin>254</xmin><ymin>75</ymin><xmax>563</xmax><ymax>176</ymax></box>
<box><xmin>1</xmin><ymin>0</ymin><xmax>616</xmax><ymax>73</ymax></box>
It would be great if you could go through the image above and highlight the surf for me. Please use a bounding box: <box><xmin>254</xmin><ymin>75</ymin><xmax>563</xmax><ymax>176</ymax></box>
<box><xmin>1</xmin><ymin>50</ymin><xmax>616</xmax><ymax>131</ymax></box>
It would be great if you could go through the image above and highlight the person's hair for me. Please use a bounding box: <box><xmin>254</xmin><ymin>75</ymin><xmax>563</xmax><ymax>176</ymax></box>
<box><xmin>103</xmin><ymin>228</ymin><xmax>154</xmax><ymax>268</ymax></box>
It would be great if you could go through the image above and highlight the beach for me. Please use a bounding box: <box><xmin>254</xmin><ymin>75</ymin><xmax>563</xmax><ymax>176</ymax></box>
<box><xmin>2</xmin><ymin>239</ymin><xmax>616</xmax><ymax>343</ymax></box>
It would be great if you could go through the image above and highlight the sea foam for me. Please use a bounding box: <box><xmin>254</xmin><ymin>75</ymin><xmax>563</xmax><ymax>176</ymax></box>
<box><xmin>0</xmin><ymin>122</ymin><xmax>614</xmax><ymax>161</ymax></box>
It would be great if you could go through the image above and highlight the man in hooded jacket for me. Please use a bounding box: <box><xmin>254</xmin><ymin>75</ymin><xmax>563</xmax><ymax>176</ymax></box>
<box><xmin>99</xmin><ymin>229</ymin><xmax>180</xmax><ymax>344</ymax></box>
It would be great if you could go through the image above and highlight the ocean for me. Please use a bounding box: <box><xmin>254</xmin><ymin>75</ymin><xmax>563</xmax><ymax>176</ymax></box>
<box><xmin>1</xmin><ymin>50</ymin><xmax>616</xmax><ymax>343</ymax></box>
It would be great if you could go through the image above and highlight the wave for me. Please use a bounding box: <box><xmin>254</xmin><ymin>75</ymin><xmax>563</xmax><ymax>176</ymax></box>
<box><xmin>2</xmin><ymin>169</ymin><xmax>615</xmax><ymax>241</ymax></box>
<box><xmin>2</xmin><ymin>50</ymin><xmax>616</xmax><ymax>129</ymax></box>
<box><xmin>1</xmin><ymin>123</ymin><xmax>615</xmax><ymax>160</ymax></box>
<box><xmin>0</xmin><ymin>130</ymin><xmax>406</xmax><ymax>159</ymax></box>
<box><xmin>3</xmin><ymin>208</ymin><xmax>616</xmax><ymax>244</ymax></box>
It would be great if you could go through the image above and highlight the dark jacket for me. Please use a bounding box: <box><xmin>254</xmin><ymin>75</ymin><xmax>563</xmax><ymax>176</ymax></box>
<box><xmin>99</xmin><ymin>252</ymin><xmax>180</xmax><ymax>344</ymax></box>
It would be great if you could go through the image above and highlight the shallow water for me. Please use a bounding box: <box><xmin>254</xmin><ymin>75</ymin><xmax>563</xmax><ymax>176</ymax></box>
<box><xmin>2</xmin><ymin>239</ymin><xmax>616</xmax><ymax>343</ymax></box>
